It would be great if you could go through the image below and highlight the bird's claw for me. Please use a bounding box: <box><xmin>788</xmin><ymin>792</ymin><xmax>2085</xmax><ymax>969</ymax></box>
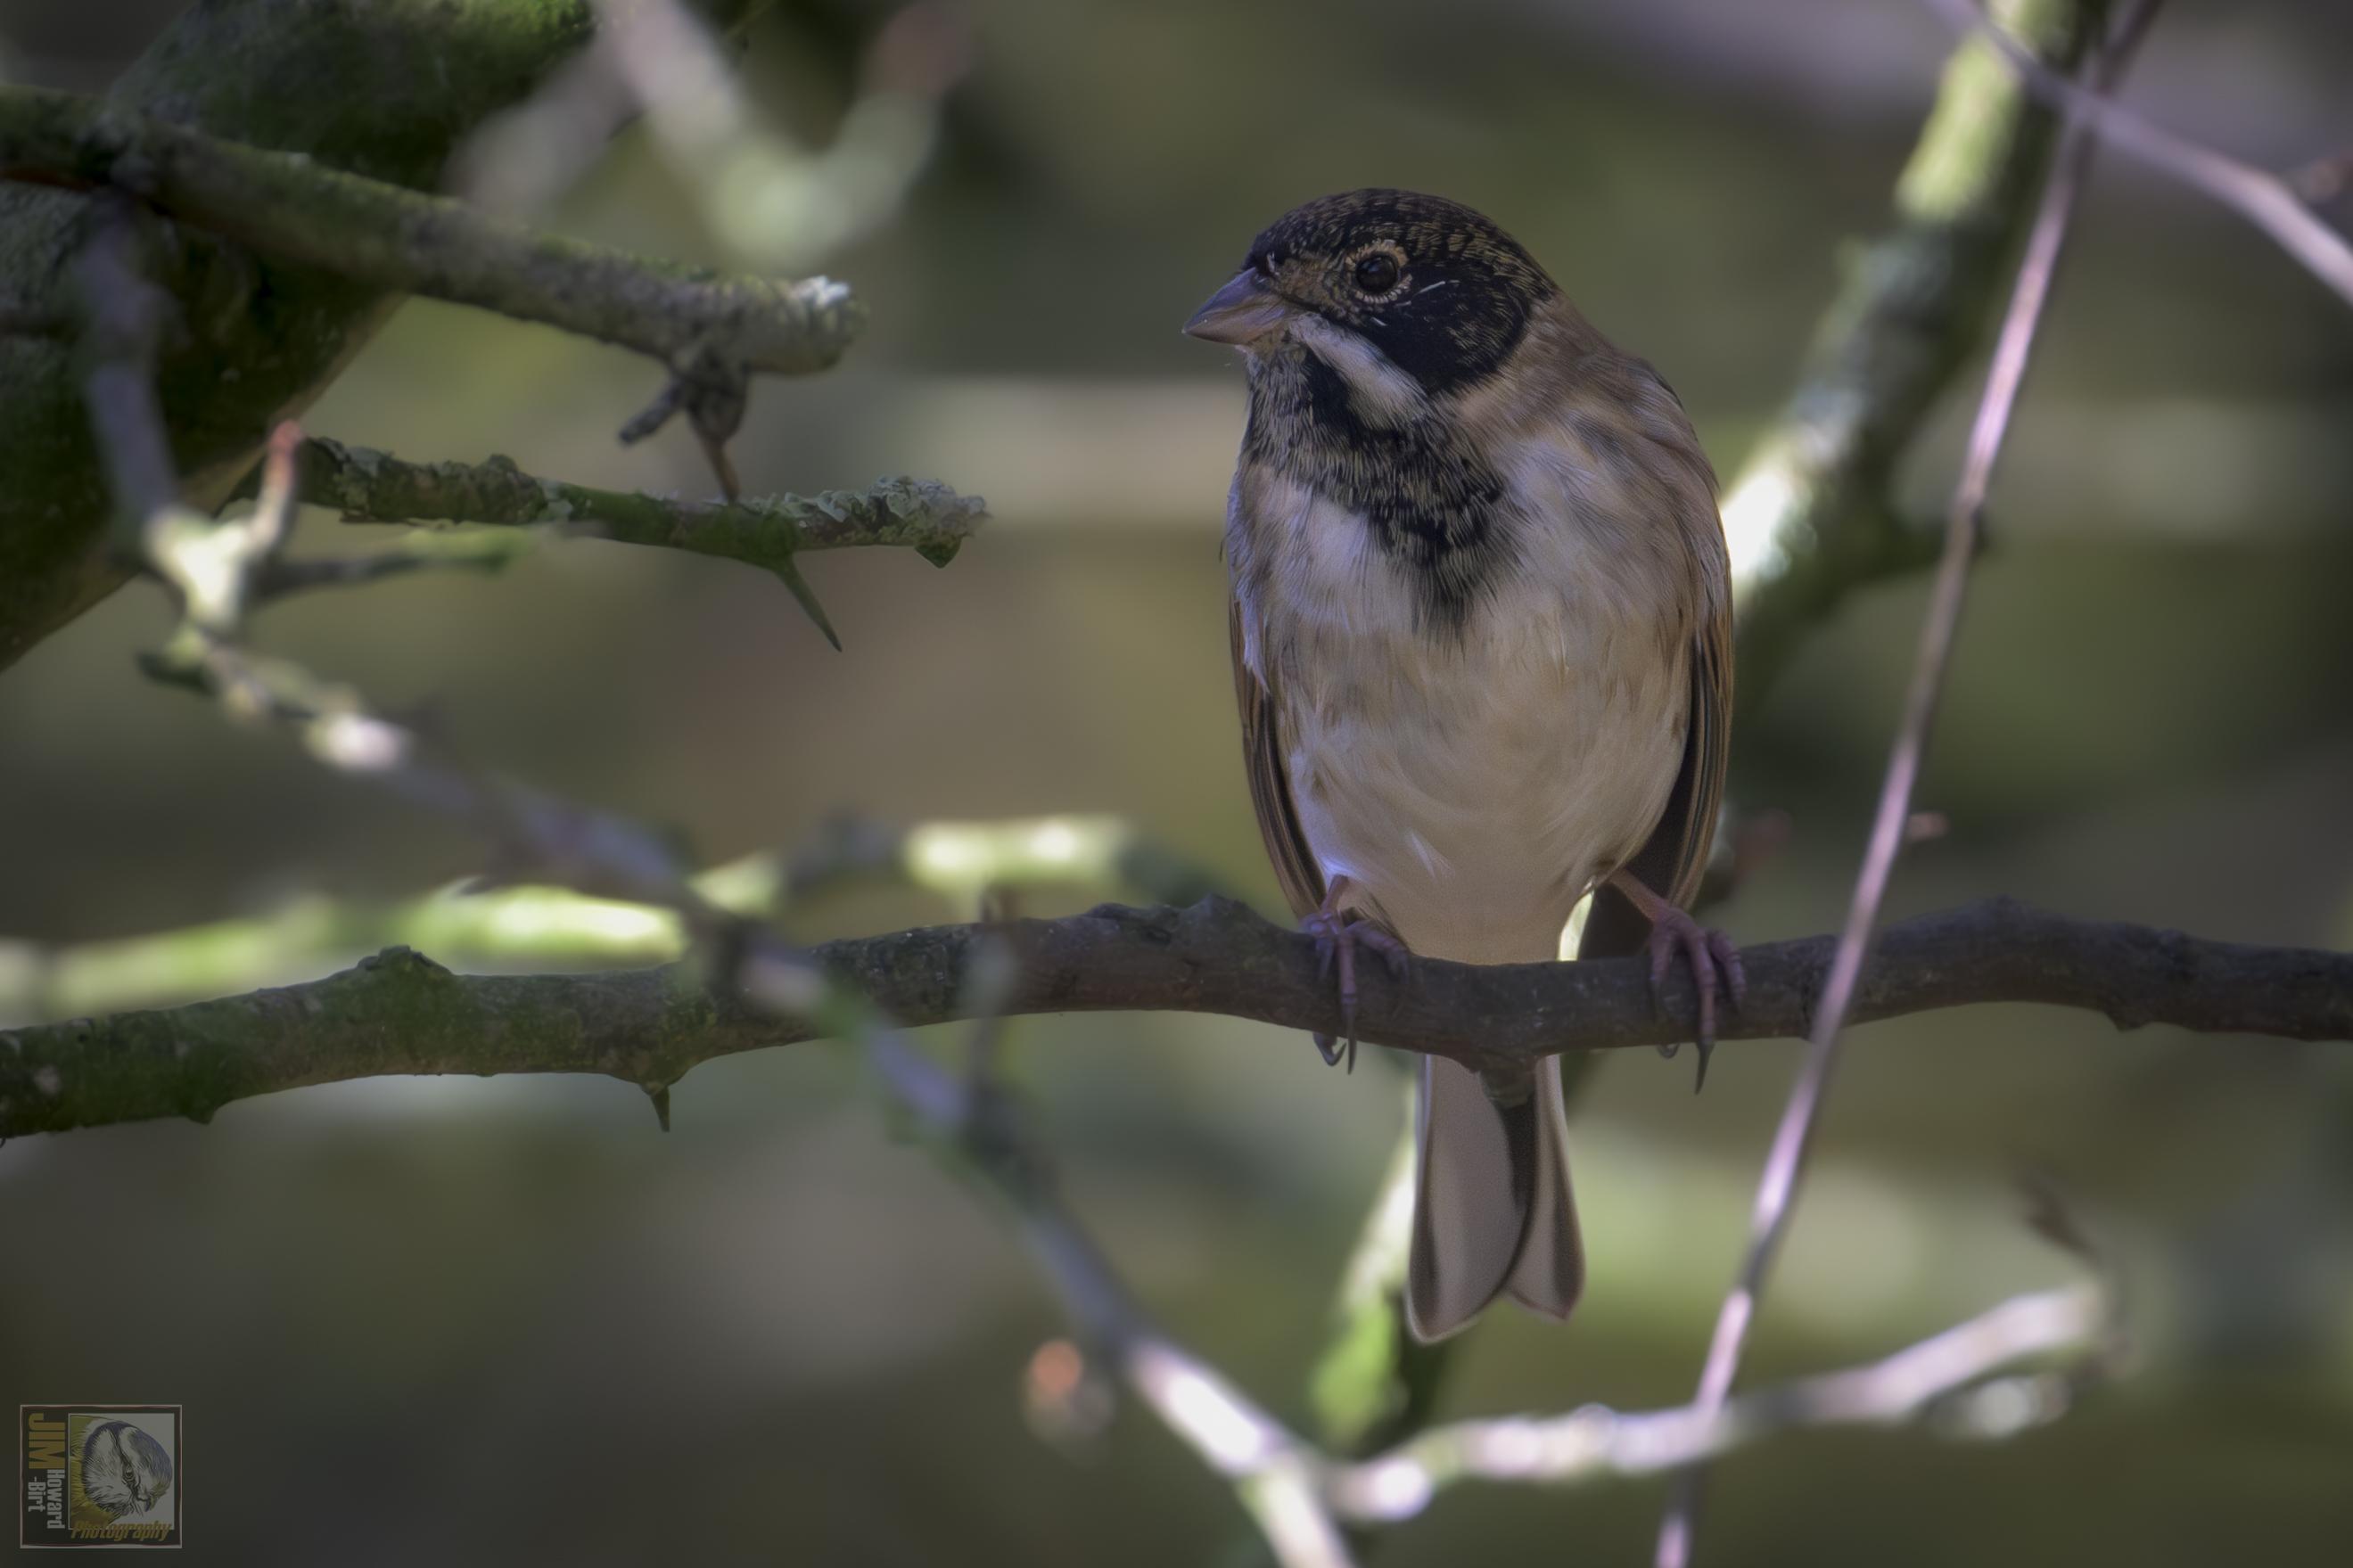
<box><xmin>1644</xmin><ymin>908</ymin><xmax>1745</xmax><ymax>1093</ymax></box>
<box><xmin>1302</xmin><ymin>909</ymin><xmax>1407</xmax><ymax>1073</ymax></box>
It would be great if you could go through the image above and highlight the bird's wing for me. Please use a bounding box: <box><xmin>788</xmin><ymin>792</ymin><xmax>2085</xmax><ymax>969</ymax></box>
<box><xmin>1578</xmin><ymin>364</ymin><xmax>1733</xmax><ymax>956</ymax></box>
<box><xmin>1230</xmin><ymin>596</ymin><xmax>1327</xmax><ymax>920</ymax></box>
<box><xmin>1578</xmin><ymin>608</ymin><xmax>1728</xmax><ymax>957</ymax></box>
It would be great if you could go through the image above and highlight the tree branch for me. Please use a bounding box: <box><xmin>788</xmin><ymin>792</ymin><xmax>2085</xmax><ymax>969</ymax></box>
<box><xmin>290</xmin><ymin>438</ymin><xmax>987</xmax><ymax>570</ymax></box>
<box><xmin>1724</xmin><ymin>0</ymin><xmax>2105</xmax><ymax>710</ymax></box>
<box><xmin>4</xmin><ymin>896</ymin><xmax>2344</xmax><ymax>1139</ymax></box>
<box><xmin>0</xmin><ymin>86</ymin><xmax>863</xmax><ymax>381</ymax></box>
<box><xmin>0</xmin><ymin>812</ymin><xmax>1222</xmax><ymax>1022</ymax></box>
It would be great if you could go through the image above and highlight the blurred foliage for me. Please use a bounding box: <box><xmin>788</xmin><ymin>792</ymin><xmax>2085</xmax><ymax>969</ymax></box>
<box><xmin>2</xmin><ymin>0</ymin><xmax>2350</xmax><ymax>1564</ymax></box>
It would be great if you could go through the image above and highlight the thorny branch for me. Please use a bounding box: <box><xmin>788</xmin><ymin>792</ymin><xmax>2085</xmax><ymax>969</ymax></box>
<box><xmin>276</xmin><ymin>436</ymin><xmax>985</xmax><ymax>645</ymax></box>
<box><xmin>6</xmin><ymin>894</ymin><xmax>2348</xmax><ymax>1139</ymax></box>
<box><xmin>290</xmin><ymin>439</ymin><xmax>988</xmax><ymax>569</ymax></box>
<box><xmin>1658</xmin><ymin>8</ymin><xmax>2162</xmax><ymax>1564</ymax></box>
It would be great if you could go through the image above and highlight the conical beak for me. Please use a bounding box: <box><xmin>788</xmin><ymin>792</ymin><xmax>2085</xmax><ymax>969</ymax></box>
<box><xmin>1183</xmin><ymin>269</ymin><xmax>1291</xmax><ymax>345</ymax></box>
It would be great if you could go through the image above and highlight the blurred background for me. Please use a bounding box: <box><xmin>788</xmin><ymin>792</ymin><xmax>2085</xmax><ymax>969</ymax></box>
<box><xmin>4</xmin><ymin>0</ymin><xmax>2352</xmax><ymax>1562</ymax></box>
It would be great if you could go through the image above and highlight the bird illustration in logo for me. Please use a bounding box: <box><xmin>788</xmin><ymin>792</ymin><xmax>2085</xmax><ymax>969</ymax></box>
<box><xmin>77</xmin><ymin>1419</ymin><xmax>174</xmax><ymax>1522</ymax></box>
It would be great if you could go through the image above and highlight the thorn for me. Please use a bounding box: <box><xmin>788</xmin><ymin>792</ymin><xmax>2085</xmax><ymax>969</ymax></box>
<box><xmin>646</xmin><ymin>1083</ymin><xmax>672</xmax><ymax>1132</ymax></box>
<box><xmin>696</xmin><ymin>429</ymin><xmax>743</xmax><ymax>505</ymax></box>
<box><xmin>773</xmin><ymin>556</ymin><xmax>842</xmax><ymax>650</ymax></box>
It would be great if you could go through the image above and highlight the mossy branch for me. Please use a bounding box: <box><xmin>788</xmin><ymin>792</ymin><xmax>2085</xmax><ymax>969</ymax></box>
<box><xmin>289</xmin><ymin>439</ymin><xmax>987</xmax><ymax>571</ymax></box>
<box><xmin>4</xmin><ymin>896</ymin><xmax>2345</xmax><ymax>1139</ymax></box>
<box><xmin>1723</xmin><ymin>0</ymin><xmax>2102</xmax><ymax>709</ymax></box>
<box><xmin>0</xmin><ymin>86</ymin><xmax>860</xmax><ymax>379</ymax></box>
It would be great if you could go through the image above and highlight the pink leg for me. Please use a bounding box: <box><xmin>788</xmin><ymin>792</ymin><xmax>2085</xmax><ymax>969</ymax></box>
<box><xmin>1301</xmin><ymin>875</ymin><xmax>1408</xmax><ymax>1072</ymax></box>
<box><xmin>1608</xmin><ymin>869</ymin><xmax>1746</xmax><ymax>1092</ymax></box>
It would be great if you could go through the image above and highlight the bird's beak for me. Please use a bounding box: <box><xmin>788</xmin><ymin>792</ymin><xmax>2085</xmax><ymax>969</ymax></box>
<box><xmin>1183</xmin><ymin>269</ymin><xmax>1290</xmax><ymax>346</ymax></box>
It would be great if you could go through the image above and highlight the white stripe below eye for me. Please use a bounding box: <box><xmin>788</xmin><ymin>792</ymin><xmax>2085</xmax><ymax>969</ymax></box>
<box><xmin>1416</xmin><ymin>279</ymin><xmax>1454</xmax><ymax>294</ymax></box>
<box><xmin>1292</xmin><ymin>315</ymin><xmax>1428</xmax><ymax>426</ymax></box>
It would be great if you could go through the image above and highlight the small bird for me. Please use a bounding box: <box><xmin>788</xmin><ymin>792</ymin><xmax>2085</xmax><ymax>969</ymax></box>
<box><xmin>1186</xmin><ymin>190</ymin><xmax>1741</xmax><ymax>1341</ymax></box>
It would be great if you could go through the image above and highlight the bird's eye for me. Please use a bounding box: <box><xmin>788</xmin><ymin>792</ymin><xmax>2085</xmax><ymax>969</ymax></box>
<box><xmin>1352</xmin><ymin>251</ymin><xmax>1401</xmax><ymax>296</ymax></box>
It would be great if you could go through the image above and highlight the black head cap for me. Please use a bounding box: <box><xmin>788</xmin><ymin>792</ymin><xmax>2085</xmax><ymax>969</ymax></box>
<box><xmin>1245</xmin><ymin>189</ymin><xmax>1557</xmax><ymax>394</ymax></box>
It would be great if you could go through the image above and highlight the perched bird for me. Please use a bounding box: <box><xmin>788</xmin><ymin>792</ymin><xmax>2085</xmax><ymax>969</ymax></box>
<box><xmin>1185</xmin><ymin>190</ymin><xmax>1741</xmax><ymax>1341</ymax></box>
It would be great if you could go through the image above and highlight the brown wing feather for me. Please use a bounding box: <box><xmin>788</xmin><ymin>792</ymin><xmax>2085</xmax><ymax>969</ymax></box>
<box><xmin>1579</xmin><ymin>589</ymin><xmax>1732</xmax><ymax>959</ymax></box>
<box><xmin>1230</xmin><ymin>597</ymin><xmax>1327</xmax><ymax>921</ymax></box>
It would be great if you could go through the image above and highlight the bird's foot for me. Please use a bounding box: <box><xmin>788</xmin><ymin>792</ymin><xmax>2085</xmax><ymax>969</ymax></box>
<box><xmin>1302</xmin><ymin>904</ymin><xmax>1408</xmax><ymax>1073</ymax></box>
<box><xmin>1642</xmin><ymin>906</ymin><xmax>1746</xmax><ymax>1093</ymax></box>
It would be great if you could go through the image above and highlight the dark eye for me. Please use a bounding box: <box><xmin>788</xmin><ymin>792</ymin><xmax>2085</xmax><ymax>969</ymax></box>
<box><xmin>1353</xmin><ymin>251</ymin><xmax>1400</xmax><ymax>296</ymax></box>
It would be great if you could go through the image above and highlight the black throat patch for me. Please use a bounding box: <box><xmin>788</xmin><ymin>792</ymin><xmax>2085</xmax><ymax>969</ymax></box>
<box><xmin>1244</xmin><ymin>347</ymin><xmax>1514</xmax><ymax>630</ymax></box>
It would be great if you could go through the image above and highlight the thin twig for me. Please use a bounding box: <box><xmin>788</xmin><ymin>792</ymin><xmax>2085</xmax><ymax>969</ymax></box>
<box><xmin>857</xmin><ymin>1011</ymin><xmax>1356</xmax><ymax>1568</ymax></box>
<box><xmin>1654</xmin><ymin>10</ymin><xmax>2159</xmax><ymax>1564</ymax></box>
<box><xmin>586</xmin><ymin>0</ymin><xmax>970</xmax><ymax>274</ymax></box>
<box><xmin>1330</xmin><ymin>1283</ymin><xmax>2106</xmax><ymax>1520</ymax></box>
<box><xmin>1926</xmin><ymin>0</ymin><xmax>2353</xmax><ymax>307</ymax></box>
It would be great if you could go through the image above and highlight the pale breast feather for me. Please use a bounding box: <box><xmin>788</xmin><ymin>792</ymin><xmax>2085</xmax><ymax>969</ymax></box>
<box><xmin>1230</xmin><ymin>467</ymin><xmax>1691</xmax><ymax>964</ymax></box>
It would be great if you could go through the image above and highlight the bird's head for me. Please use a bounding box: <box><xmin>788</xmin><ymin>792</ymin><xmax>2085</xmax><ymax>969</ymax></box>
<box><xmin>1183</xmin><ymin>189</ymin><xmax>1558</xmax><ymax>399</ymax></box>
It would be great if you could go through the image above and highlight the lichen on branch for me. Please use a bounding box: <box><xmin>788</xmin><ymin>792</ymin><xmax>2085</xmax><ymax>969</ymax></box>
<box><xmin>291</xmin><ymin>439</ymin><xmax>988</xmax><ymax>570</ymax></box>
<box><xmin>0</xmin><ymin>86</ymin><xmax>862</xmax><ymax>378</ymax></box>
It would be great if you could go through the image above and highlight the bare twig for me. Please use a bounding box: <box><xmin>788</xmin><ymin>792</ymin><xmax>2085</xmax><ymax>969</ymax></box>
<box><xmin>773</xmin><ymin>1001</ymin><xmax>2114</xmax><ymax>1555</ymax></box>
<box><xmin>1655</xmin><ymin>12</ymin><xmax>2156</xmax><ymax>1565</ymax></box>
<box><xmin>589</xmin><ymin>0</ymin><xmax>970</xmax><ymax>274</ymax></box>
<box><xmin>855</xmin><ymin>962</ymin><xmax>2109</xmax><ymax>1566</ymax></box>
<box><xmin>860</xmin><ymin>1020</ymin><xmax>1356</xmax><ymax>1568</ymax></box>
<box><xmin>1926</xmin><ymin>0</ymin><xmax>2353</xmax><ymax>307</ymax></box>
<box><xmin>1330</xmin><ymin>1282</ymin><xmax>2108</xmax><ymax>1520</ymax></box>
<box><xmin>70</xmin><ymin>198</ymin><xmax>189</xmax><ymax>554</ymax></box>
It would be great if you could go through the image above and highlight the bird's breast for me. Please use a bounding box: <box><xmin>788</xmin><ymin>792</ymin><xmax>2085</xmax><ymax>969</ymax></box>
<box><xmin>1231</xmin><ymin>457</ymin><xmax>1691</xmax><ymax>965</ymax></box>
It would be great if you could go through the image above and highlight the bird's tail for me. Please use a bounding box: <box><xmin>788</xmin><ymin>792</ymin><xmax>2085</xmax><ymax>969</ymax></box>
<box><xmin>1403</xmin><ymin>1053</ymin><xmax>1583</xmax><ymax>1342</ymax></box>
